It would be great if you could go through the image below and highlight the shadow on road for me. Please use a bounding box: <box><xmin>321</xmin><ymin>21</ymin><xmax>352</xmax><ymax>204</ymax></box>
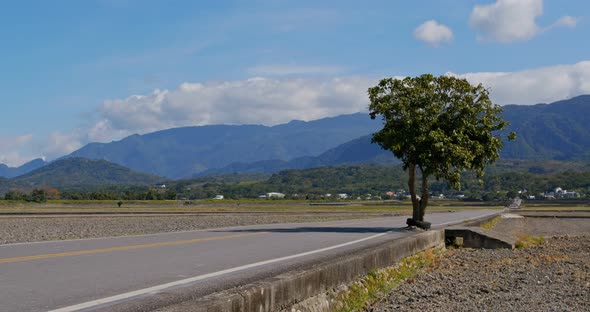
<box><xmin>215</xmin><ymin>226</ymin><xmax>414</xmax><ymax>234</ymax></box>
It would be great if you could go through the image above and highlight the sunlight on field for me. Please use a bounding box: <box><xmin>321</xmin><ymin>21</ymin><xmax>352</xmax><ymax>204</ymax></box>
<box><xmin>0</xmin><ymin>199</ymin><xmax>504</xmax><ymax>214</ymax></box>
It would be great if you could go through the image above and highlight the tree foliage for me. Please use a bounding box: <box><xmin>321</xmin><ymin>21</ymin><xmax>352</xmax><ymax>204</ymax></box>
<box><xmin>369</xmin><ymin>74</ymin><xmax>515</xmax><ymax>223</ymax></box>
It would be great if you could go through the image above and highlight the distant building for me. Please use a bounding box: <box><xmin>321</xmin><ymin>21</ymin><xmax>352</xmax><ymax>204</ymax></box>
<box><xmin>544</xmin><ymin>187</ymin><xmax>580</xmax><ymax>199</ymax></box>
<box><xmin>337</xmin><ymin>193</ymin><xmax>348</xmax><ymax>199</ymax></box>
<box><xmin>266</xmin><ymin>192</ymin><xmax>286</xmax><ymax>199</ymax></box>
<box><xmin>213</xmin><ymin>195</ymin><xmax>224</xmax><ymax>200</ymax></box>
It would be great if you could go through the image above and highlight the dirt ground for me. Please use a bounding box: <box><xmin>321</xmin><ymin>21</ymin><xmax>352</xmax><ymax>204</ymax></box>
<box><xmin>368</xmin><ymin>214</ymin><xmax>590</xmax><ymax>312</ymax></box>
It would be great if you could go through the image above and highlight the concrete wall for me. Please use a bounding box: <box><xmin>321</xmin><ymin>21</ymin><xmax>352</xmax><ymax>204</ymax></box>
<box><xmin>172</xmin><ymin>230</ymin><xmax>445</xmax><ymax>312</ymax></box>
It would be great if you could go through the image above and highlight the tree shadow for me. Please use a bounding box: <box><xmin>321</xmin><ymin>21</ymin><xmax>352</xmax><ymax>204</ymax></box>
<box><xmin>216</xmin><ymin>226</ymin><xmax>414</xmax><ymax>234</ymax></box>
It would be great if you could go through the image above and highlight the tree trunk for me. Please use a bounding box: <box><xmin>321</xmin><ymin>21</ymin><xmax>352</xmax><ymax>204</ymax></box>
<box><xmin>408</xmin><ymin>162</ymin><xmax>420</xmax><ymax>221</ymax></box>
<box><xmin>418</xmin><ymin>167</ymin><xmax>429</xmax><ymax>221</ymax></box>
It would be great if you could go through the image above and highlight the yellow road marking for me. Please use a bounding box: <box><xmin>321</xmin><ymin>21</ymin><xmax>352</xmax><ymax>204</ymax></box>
<box><xmin>0</xmin><ymin>218</ymin><xmax>386</xmax><ymax>265</ymax></box>
<box><xmin>0</xmin><ymin>232</ymin><xmax>268</xmax><ymax>264</ymax></box>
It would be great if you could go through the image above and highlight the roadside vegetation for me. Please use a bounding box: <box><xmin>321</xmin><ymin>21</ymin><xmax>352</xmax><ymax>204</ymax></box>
<box><xmin>334</xmin><ymin>248</ymin><xmax>441</xmax><ymax>312</ymax></box>
<box><xmin>2</xmin><ymin>159</ymin><xmax>590</xmax><ymax>203</ymax></box>
<box><xmin>514</xmin><ymin>234</ymin><xmax>546</xmax><ymax>249</ymax></box>
<box><xmin>480</xmin><ymin>216</ymin><xmax>502</xmax><ymax>230</ymax></box>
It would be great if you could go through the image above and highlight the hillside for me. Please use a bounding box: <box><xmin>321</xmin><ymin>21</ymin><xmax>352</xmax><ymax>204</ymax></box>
<box><xmin>8</xmin><ymin>158</ymin><xmax>164</xmax><ymax>190</ymax></box>
<box><xmin>170</xmin><ymin>160</ymin><xmax>590</xmax><ymax>200</ymax></box>
<box><xmin>501</xmin><ymin>95</ymin><xmax>590</xmax><ymax>159</ymax></box>
<box><xmin>67</xmin><ymin>113</ymin><xmax>380</xmax><ymax>179</ymax></box>
<box><xmin>199</xmin><ymin>135</ymin><xmax>395</xmax><ymax>176</ymax></box>
<box><xmin>200</xmin><ymin>95</ymin><xmax>590</xmax><ymax>175</ymax></box>
<box><xmin>42</xmin><ymin>94</ymin><xmax>590</xmax><ymax>179</ymax></box>
<box><xmin>0</xmin><ymin>158</ymin><xmax>47</xmax><ymax>178</ymax></box>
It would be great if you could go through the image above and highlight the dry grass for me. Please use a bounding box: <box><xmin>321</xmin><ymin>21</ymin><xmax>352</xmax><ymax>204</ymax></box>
<box><xmin>480</xmin><ymin>216</ymin><xmax>502</xmax><ymax>230</ymax></box>
<box><xmin>514</xmin><ymin>233</ymin><xmax>546</xmax><ymax>249</ymax></box>
<box><xmin>333</xmin><ymin>247</ymin><xmax>441</xmax><ymax>312</ymax></box>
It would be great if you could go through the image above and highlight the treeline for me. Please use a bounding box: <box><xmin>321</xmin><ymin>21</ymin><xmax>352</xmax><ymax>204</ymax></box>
<box><xmin>168</xmin><ymin>164</ymin><xmax>590</xmax><ymax>200</ymax></box>
<box><xmin>3</xmin><ymin>186</ymin><xmax>177</xmax><ymax>201</ymax></box>
<box><xmin>3</xmin><ymin>163</ymin><xmax>590</xmax><ymax>201</ymax></box>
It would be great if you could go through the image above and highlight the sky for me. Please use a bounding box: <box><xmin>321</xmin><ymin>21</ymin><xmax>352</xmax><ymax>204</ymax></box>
<box><xmin>0</xmin><ymin>0</ymin><xmax>589</xmax><ymax>167</ymax></box>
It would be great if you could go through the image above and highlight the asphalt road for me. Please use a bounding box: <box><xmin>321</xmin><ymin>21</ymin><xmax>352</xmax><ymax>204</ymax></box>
<box><xmin>0</xmin><ymin>209</ymin><xmax>498</xmax><ymax>312</ymax></box>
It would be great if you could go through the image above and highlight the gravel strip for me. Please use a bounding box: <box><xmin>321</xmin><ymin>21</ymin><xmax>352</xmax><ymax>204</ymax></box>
<box><xmin>0</xmin><ymin>214</ymin><xmax>387</xmax><ymax>245</ymax></box>
<box><xmin>368</xmin><ymin>216</ymin><xmax>590</xmax><ymax>312</ymax></box>
<box><xmin>493</xmin><ymin>217</ymin><xmax>590</xmax><ymax>237</ymax></box>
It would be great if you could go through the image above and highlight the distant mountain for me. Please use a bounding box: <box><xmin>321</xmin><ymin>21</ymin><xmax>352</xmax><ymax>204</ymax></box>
<box><xmin>200</xmin><ymin>95</ymin><xmax>590</xmax><ymax>175</ymax></box>
<box><xmin>67</xmin><ymin>113</ymin><xmax>380</xmax><ymax>179</ymax></box>
<box><xmin>62</xmin><ymin>95</ymin><xmax>590</xmax><ymax>179</ymax></box>
<box><xmin>9</xmin><ymin>157</ymin><xmax>163</xmax><ymax>189</ymax></box>
<box><xmin>500</xmin><ymin>95</ymin><xmax>590</xmax><ymax>160</ymax></box>
<box><xmin>0</xmin><ymin>158</ymin><xmax>47</xmax><ymax>178</ymax></box>
<box><xmin>199</xmin><ymin>135</ymin><xmax>396</xmax><ymax>175</ymax></box>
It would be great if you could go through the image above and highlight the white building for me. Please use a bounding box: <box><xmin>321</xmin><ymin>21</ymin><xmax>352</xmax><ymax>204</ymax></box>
<box><xmin>266</xmin><ymin>192</ymin><xmax>286</xmax><ymax>199</ymax></box>
<box><xmin>544</xmin><ymin>187</ymin><xmax>580</xmax><ymax>199</ymax></box>
<box><xmin>213</xmin><ymin>195</ymin><xmax>224</xmax><ymax>200</ymax></box>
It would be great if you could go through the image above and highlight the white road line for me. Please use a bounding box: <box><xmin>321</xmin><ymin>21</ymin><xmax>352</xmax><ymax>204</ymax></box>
<box><xmin>435</xmin><ymin>210</ymin><xmax>501</xmax><ymax>227</ymax></box>
<box><xmin>48</xmin><ymin>231</ymin><xmax>391</xmax><ymax>312</ymax></box>
<box><xmin>1</xmin><ymin>216</ymin><xmax>391</xmax><ymax>247</ymax></box>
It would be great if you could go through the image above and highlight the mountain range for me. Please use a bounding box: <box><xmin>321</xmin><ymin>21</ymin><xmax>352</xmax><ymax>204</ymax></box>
<box><xmin>1</xmin><ymin>94</ymin><xmax>590</xmax><ymax>182</ymax></box>
<box><xmin>193</xmin><ymin>95</ymin><xmax>590</xmax><ymax>175</ymax></box>
<box><xmin>0</xmin><ymin>158</ymin><xmax>163</xmax><ymax>194</ymax></box>
<box><xmin>66</xmin><ymin>113</ymin><xmax>381</xmax><ymax>178</ymax></box>
<box><xmin>0</xmin><ymin>158</ymin><xmax>47</xmax><ymax>178</ymax></box>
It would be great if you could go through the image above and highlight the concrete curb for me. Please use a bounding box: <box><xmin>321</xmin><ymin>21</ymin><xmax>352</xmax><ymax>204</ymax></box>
<box><xmin>159</xmin><ymin>230</ymin><xmax>444</xmax><ymax>312</ymax></box>
<box><xmin>460</xmin><ymin>210</ymin><xmax>504</xmax><ymax>227</ymax></box>
<box><xmin>152</xmin><ymin>211</ymin><xmax>503</xmax><ymax>312</ymax></box>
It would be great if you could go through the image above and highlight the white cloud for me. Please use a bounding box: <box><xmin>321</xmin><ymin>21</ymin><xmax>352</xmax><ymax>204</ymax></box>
<box><xmin>448</xmin><ymin>61</ymin><xmax>590</xmax><ymax>105</ymax></box>
<box><xmin>72</xmin><ymin>61</ymin><xmax>590</xmax><ymax>145</ymax></box>
<box><xmin>413</xmin><ymin>20</ymin><xmax>454</xmax><ymax>46</ymax></box>
<box><xmin>97</xmin><ymin>76</ymin><xmax>374</xmax><ymax>136</ymax></box>
<box><xmin>3</xmin><ymin>60</ymin><xmax>590</xmax><ymax>164</ymax></box>
<box><xmin>41</xmin><ymin>131</ymin><xmax>85</xmax><ymax>160</ymax></box>
<box><xmin>469</xmin><ymin>0</ymin><xmax>576</xmax><ymax>43</ymax></box>
<box><xmin>550</xmin><ymin>15</ymin><xmax>578</xmax><ymax>29</ymax></box>
<box><xmin>0</xmin><ymin>134</ymin><xmax>34</xmax><ymax>167</ymax></box>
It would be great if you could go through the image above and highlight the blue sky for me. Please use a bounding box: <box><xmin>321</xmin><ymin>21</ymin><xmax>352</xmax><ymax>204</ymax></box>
<box><xmin>1</xmin><ymin>0</ymin><xmax>589</xmax><ymax>166</ymax></box>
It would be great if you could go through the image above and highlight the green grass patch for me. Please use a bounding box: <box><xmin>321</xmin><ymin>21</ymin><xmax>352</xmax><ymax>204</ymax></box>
<box><xmin>480</xmin><ymin>216</ymin><xmax>501</xmax><ymax>230</ymax></box>
<box><xmin>0</xmin><ymin>200</ymin><xmax>503</xmax><ymax>214</ymax></box>
<box><xmin>334</xmin><ymin>247</ymin><xmax>441</xmax><ymax>312</ymax></box>
<box><xmin>515</xmin><ymin>234</ymin><xmax>546</xmax><ymax>249</ymax></box>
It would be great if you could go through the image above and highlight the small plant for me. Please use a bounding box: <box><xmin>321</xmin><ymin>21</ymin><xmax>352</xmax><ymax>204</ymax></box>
<box><xmin>334</xmin><ymin>248</ymin><xmax>440</xmax><ymax>312</ymax></box>
<box><xmin>515</xmin><ymin>234</ymin><xmax>545</xmax><ymax>248</ymax></box>
<box><xmin>117</xmin><ymin>201</ymin><xmax>123</xmax><ymax>208</ymax></box>
<box><xmin>481</xmin><ymin>216</ymin><xmax>501</xmax><ymax>230</ymax></box>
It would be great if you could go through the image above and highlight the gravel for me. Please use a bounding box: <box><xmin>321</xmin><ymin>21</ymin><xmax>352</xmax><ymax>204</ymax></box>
<box><xmin>493</xmin><ymin>217</ymin><xmax>590</xmax><ymax>237</ymax></box>
<box><xmin>367</xmin><ymin>216</ymin><xmax>590</xmax><ymax>312</ymax></box>
<box><xmin>0</xmin><ymin>214</ymin><xmax>385</xmax><ymax>245</ymax></box>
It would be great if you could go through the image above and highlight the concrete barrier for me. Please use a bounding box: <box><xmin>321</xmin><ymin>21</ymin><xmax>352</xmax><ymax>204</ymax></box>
<box><xmin>161</xmin><ymin>230</ymin><xmax>445</xmax><ymax>312</ymax></box>
<box><xmin>445</xmin><ymin>227</ymin><xmax>515</xmax><ymax>249</ymax></box>
<box><xmin>97</xmin><ymin>211</ymin><xmax>502</xmax><ymax>312</ymax></box>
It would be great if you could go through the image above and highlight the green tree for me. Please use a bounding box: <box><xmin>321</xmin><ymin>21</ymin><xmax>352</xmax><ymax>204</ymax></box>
<box><xmin>368</xmin><ymin>74</ymin><xmax>515</xmax><ymax>228</ymax></box>
<box><xmin>29</xmin><ymin>189</ymin><xmax>48</xmax><ymax>203</ymax></box>
<box><xmin>164</xmin><ymin>188</ymin><xmax>178</xmax><ymax>200</ymax></box>
<box><xmin>4</xmin><ymin>190</ymin><xmax>27</xmax><ymax>201</ymax></box>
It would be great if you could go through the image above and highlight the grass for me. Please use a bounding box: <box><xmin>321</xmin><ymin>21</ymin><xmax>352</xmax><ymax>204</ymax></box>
<box><xmin>515</xmin><ymin>234</ymin><xmax>546</xmax><ymax>249</ymax></box>
<box><xmin>480</xmin><ymin>216</ymin><xmax>502</xmax><ymax>230</ymax></box>
<box><xmin>521</xmin><ymin>205</ymin><xmax>590</xmax><ymax>211</ymax></box>
<box><xmin>334</xmin><ymin>247</ymin><xmax>441</xmax><ymax>312</ymax></box>
<box><xmin>0</xmin><ymin>200</ymin><xmax>504</xmax><ymax>214</ymax></box>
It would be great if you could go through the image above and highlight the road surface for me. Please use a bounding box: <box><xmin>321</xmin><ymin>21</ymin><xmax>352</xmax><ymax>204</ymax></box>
<box><xmin>0</xmin><ymin>209</ymin><xmax>498</xmax><ymax>312</ymax></box>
